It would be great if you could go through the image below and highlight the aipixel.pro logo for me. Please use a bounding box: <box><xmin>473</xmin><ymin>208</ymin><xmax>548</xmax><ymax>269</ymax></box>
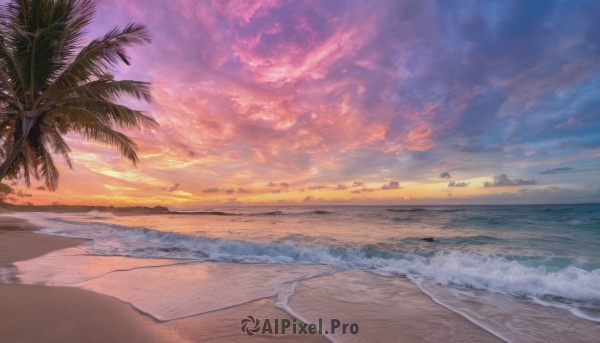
<box><xmin>241</xmin><ymin>316</ymin><xmax>359</xmax><ymax>336</ymax></box>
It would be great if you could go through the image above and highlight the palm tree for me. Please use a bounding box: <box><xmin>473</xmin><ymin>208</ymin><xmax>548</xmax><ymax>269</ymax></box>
<box><xmin>0</xmin><ymin>0</ymin><xmax>157</xmax><ymax>191</ymax></box>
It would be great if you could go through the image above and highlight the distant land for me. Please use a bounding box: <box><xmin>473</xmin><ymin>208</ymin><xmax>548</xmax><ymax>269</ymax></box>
<box><xmin>0</xmin><ymin>203</ymin><xmax>170</xmax><ymax>214</ymax></box>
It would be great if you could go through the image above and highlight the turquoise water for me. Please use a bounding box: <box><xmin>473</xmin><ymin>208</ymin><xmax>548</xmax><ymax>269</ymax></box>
<box><xmin>16</xmin><ymin>204</ymin><xmax>600</xmax><ymax>323</ymax></box>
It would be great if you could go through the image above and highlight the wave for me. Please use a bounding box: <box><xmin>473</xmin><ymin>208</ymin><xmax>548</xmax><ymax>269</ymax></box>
<box><xmin>391</xmin><ymin>217</ymin><xmax>421</xmax><ymax>222</ymax></box>
<box><xmin>168</xmin><ymin>210</ymin><xmax>334</xmax><ymax>216</ymax></box>
<box><xmin>252</xmin><ymin>211</ymin><xmax>284</xmax><ymax>216</ymax></box>
<box><xmin>170</xmin><ymin>211</ymin><xmax>234</xmax><ymax>216</ymax></box>
<box><xmin>32</xmin><ymin>218</ymin><xmax>600</xmax><ymax>313</ymax></box>
<box><xmin>247</xmin><ymin>210</ymin><xmax>332</xmax><ymax>216</ymax></box>
<box><xmin>387</xmin><ymin>208</ymin><xmax>464</xmax><ymax>213</ymax></box>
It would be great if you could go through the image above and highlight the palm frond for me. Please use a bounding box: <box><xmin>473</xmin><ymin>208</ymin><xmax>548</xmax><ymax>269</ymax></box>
<box><xmin>39</xmin><ymin>79</ymin><xmax>152</xmax><ymax>112</ymax></box>
<box><xmin>0</xmin><ymin>0</ymin><xmax>155</xmax><ymax>191</ymax></box>
<box><xmin>77</xmin><ymin>80</ymin><xmax>152</xmax><ymax>102</ymax></box>
<box><xmin>43</xmin><ymin>125</ymin><xmax>72</xmax><ymax>169</ymax></box>
<box><xmin>73</xmin><ymin>121</ymin><xmax>140</xmax><ymax>165</ymax></box>
<box><xmin>38</xmin><ymin>23</ymin><xmax>151</xmax><ymax>104</ymax></box>
<box><xmin>0</xmin><ymin>67</ymin><xmax>17</xmax><ymax>98</ymax></box>
<box><xmin>0</xmin><ymin>38</ymin><xmax>29</xmax><ymax>105</ymax></box>
<box><xmin>60</xmin><ymin>98</ymin><xmax>157</xmax><ymax>129</ymax></box>
<box><xmin>56</xmin><ymin>0</ymin><xmax>96</xmax><ymax>60</ymax></box>
<box><xmin>38</xmin><ymin>140</ymin><xmax>60</xmax><ymax>191</ymax></box>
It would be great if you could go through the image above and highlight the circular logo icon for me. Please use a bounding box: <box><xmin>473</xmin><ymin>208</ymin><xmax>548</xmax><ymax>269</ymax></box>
<box><xmin>241</xmin><ymin>315</ymin><xmax>261</xmax><ymax>336</ymax></box>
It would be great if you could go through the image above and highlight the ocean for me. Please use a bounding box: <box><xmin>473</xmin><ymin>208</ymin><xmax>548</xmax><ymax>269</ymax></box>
<box><xmin>8</xmin><ymin>204</ymin><xmax>600</xmax><ymax>342</ymax></box>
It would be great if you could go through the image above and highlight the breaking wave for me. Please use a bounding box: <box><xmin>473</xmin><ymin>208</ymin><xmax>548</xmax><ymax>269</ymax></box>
<box><xmin>31</xmin><ymin>217</ymin><xmax>600</xmax><ymax>319</ymax></box>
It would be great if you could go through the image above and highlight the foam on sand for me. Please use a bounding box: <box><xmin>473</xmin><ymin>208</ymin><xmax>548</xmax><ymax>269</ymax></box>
<box><xmin>13</xmin><ymin>249</ymin><xmax>333</xmax><ymax>321</ymax></box>
<box><xmin>285</xmin><ymin>270</ymin><xmax>503</xmax><ymax>343</ymax></box>
<box><xmin>419</xmin><ymin>280</ymin><xmax>600</xmax><ymax>343</ymax></box>
<box><xmin>24</xmin><ymin>219</ymin><xmax>600</xmax><ymax>316</ymax></box>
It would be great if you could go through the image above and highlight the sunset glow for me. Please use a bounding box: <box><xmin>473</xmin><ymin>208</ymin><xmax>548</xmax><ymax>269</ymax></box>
<box><xmin>6</xmin><ymin>0</ymin><xmax>600</xmax><ymax>206</ymax></box>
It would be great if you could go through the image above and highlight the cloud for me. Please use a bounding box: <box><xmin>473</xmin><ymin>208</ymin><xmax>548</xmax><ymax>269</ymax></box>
<box><xmin>267</xmin><ymin>182</ymin><xmax>278</xmax><ymax>187</ymax></box>
<box><xmin>348</xmin><ymin>187</ymin><xmax>377</xmax><ymax>194</ymax></box>
<box><xmin>352</xmin><ymin>181</ymin><xmax>364</xmax><ymax>187</ymax></box>
<box><xmin>15</xmin><ymin>190</ymin><xmax>33</xmax><ymax>197</ymax></box>
<box><xmin>168</xmin><ymin>183</ymin><xmax>180</xmax><ymax>192</ymax></box>
<box><xmin>539</xmin><ymin>167</ymin><xmax>574</xmax><ymax>175</ymax></box>
<box><xmin>35</xmin><ymin>186</ymin><xmax>46</xmax><ymax>191</ymax></box>
<box><xmin>381</xmin><ymin>181</ymin><xmax>400</xmax><ymax>190</ymax></box>
<box><xmin>558</xmin><ymin>138</ymin><xmax>600</xmax><ymax>150</ymax></box>
<box><xmin>350</xmin><ymin>185</ymin><xmax>376</xmax><ymax>194</ymax></box>
<box><xmin>307</xmin><ymin>185</ymin><xmax>330</xmax><ymax>190</ymax></box>
<box><xmin>439</xmin><ymin>172</ymin><xmax>451</xmax><ymax>179</ymax></box>
<box><xmin>202</xmin><ymin>187</ymin><xmax>220</xmax><ymax>193</ymax></box>
<box><xmin>335</xmin><ymin>184</ymin><xmax>348</xmax><ymax>190</ymax></box>
<box><xmin>224</xmin><ymin>189</ymin><xmax>235</xmax><ymax>194</ymax></box>
<box><xmin>7</xmin><ymin>0</ymin><xmax>600</xmax><ymax>206</ymax></box>
<box><xmin>448</xmin><ymin>181</ymin><xmax>469</xmax><ymax>187</ymax></box>
<box><xmin>483</xmin><ymin>174</ymin><xmax>538</xmax><ymax>187</ymax></box>
<box><xmin>303</xmin><ymin>196</ymin><xmax>315</xmax><ymax>202</ymax></box>
<box><xmin>280</xmin><ymin>182</ymin><xmax>289</xmax><ymax>188</ymax></box>
<box><xmin>237</xmin><ymin>187</ymin><xmax>252</xmax><ymax>193</ymax></box>
<box><xmin>271</xmin><ymin>189</ymin><xmax>281</xmax><ymax>194</ymax></box>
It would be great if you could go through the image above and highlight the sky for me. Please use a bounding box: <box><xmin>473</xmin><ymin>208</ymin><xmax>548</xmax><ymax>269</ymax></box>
<box><xmin>5</xmin><ymin>0</ymin><xmax>600</xmax><ymax>206</ymax></box>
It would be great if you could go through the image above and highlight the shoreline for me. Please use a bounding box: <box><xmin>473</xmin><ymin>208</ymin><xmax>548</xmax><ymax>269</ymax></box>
<box><xmin>1</xmin><ymin>214</ymin><xmax>503</xmax><ymax>342</ymax></box>
<box><xmin>0</xmin><ymin>216</ymin><xmax>180</xmax><ymax>342</ymax></box>
<box><xmin>0</xmin><ymin>216</ymin><xmax>88</xmax><ymax>267</ymax></box>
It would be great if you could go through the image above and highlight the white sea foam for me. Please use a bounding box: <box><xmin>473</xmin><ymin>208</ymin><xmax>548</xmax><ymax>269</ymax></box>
<box><xmin>13</xmin><ymin>249</ymin><xmax>333</xmax><ymax>321</ymax></box>
<box><xmin>14</xmin><ymin>214</ymin><xmax>598</xmax><ymax>309</ymax></box>
<box><xmin>419</xmin><ymin>280</ymin><xmax>600</xmax><ymax>342</ymax></box>
<box><xmin>376</xmin><ymin>253</ymin><xmax>600</xmax><ymax>309</ymax></box>
<box><xmin>11</xmin><ymin>212</ymin><xmax>600</xmax><ymax>320</ymax></box>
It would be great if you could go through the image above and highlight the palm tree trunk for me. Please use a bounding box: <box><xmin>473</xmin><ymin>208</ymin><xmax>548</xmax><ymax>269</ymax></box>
<box><xmin>0</xmin><ymin>137</ymin><xmax>26</xmax><ymax>182</ymax></box>
<box><xmin>0</xmin><ymin>115</ymin><xmax>35</xmax><ymax>183</ymax></box>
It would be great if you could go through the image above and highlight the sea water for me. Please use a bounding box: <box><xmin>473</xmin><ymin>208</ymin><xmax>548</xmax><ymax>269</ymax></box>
<box><xmin>8</xmin><ymin>204</ymin><xmax>600</xmax><ymax>341</ymax></box>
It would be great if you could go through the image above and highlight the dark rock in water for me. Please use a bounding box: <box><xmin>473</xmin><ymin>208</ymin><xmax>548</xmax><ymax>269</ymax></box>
<box><xmin>152</xmin><ymin>206</ymin><xmax>169</xmax><ymax>212</ymax></box>
<box><xmin>422</xmin><ymin>237</ymin><xmax>434</xmax><ymax>242</ymax></box>
<box><xmin>158</xmin><ymin>247</ymin><xmax>185</xmax><ymax>252</ymax></box>
<box><xmin>195</xmin><ymin>250</ymin><xmax>209</xmax><ymax>258</ymax></box>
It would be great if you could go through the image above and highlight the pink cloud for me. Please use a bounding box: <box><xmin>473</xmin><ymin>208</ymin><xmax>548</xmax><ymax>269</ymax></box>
<box><xmin>6</xmin><ymin>0</ymin><xmax>597</xmax><ymax>205</ymax></box>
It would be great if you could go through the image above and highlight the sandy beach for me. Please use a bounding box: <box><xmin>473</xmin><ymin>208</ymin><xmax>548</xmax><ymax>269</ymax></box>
<box><xmin>0</xmin><ymin>217</ymin><xmax>177</xmax><ymax>343</ymax></box>
<box><xmin>0</xmin><ymin>215</ymin><xmax>504</xmax><ymax>342</ymax></box>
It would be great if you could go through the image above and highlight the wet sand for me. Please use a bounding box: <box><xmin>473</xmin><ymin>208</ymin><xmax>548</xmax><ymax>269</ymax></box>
<box><xmin>0</xmin><ymin>216</ymin><xmax>87</xmax><ymax>267</ymax></box>
<box><xmin>0</xmin><ymin>217</ymin><xmax>177</xmax><ymax>342</ymax></box>
<box><xmin>0</xmin><ymin>215</ymin><xmax>504</xmax><ymax>342</ymax></box>
<box><xmin>288</xmin><ymin>271</ymin><xmax>503</xmax><ymax>342</ymax></box>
